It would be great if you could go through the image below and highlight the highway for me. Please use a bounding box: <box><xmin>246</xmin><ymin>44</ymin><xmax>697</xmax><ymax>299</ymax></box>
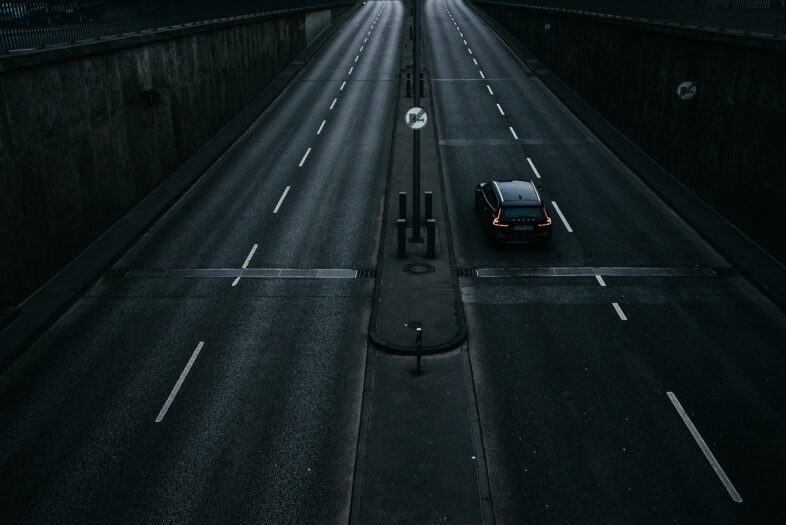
<box><xmin>0</xmin><ymin>1</ymin><xmax>401</xmax><ymax>522</ymax></box>
<box><xmin>2</xmin><ymin>0</ymin><xmax>786</xmax><ymax>523</ymax></box>
<box><xmin>428</xmin><ymin>0</ymin><xmax>786</xmax><ymax>523</ymax></box>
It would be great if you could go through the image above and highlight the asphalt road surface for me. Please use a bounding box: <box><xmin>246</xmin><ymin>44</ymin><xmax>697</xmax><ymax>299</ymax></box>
<box><xmin>0</xmin><ymin>1</ymin><xmax>401</xmax><ymax>522</ymax></box>
<box><xmin>3</xmin><ymin>0</ymin><xmax>786</xmax><ymax>523</ymax></box>
<box><xmin>428</xmin><ymin>0</ymin><xmax>786</xmax><ymax>523</ymax></box>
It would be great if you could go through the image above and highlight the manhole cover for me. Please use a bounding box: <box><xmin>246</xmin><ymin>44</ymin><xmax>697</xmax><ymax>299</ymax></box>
<box><xmin>404</xmin><ymin>263</ymin><xmax>434</xmax><ymax>275</ymax></box>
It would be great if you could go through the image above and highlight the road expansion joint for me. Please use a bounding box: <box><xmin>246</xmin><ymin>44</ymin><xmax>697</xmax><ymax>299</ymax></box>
<box><xmin>368</xmin><ymin>2</ymin><xmax>467</xmax><ymax>356</ymax></box>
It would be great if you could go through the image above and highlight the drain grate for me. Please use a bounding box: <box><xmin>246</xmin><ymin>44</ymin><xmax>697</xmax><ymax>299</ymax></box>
<box><xmin>712</xmin><ymin>266</ymin><xmax>738</xmax><ymax>277</ymax></box>
<box><xmin>357</xmin><ymin>268</ymin><xmax>377</xmax><ymax>278</ymax></box>
<box><xmin>456</xmin><ymin>268</ymin><xmax>478</xmax><ymax>278</ymax></box>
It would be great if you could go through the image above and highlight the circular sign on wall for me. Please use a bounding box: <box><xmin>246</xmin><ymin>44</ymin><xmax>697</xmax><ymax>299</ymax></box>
<box><xmin>677</xmin><ymin>81</ymin><xmax>697</xmax><ymax>100</ymax></box>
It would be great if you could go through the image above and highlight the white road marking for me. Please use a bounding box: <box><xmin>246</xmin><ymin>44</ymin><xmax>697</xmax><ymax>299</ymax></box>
<box><xmin>473</xmin><ymin>58</ymin><xmax>478</xmax><ymax>65</ymax></box>
<box><xmin>360</xmin><ymin>45</ymin><xmax>364</xmax><ymax>52</ymax></box>
<box><xmin>232</xmin><ymin>243</ymin><xmax>259</xmax><ymax>286</ymax></box>
<box><xmin>348</xmin><ymin>66</ymin><xmax>354</xmax><ymax>75</ymax></box>
<box><xmin>368</xmin><ymin>31</ymin><xmax>371</xmax><ymax>35</ymax></box>
<box><xmin>364</xmin><ymin>37</ymin><xmax>367</xmax><ymax>43</ymax></box>
<box><xmin>509</xmin><ymin>126</ymin><xmax>518</xmax><ymax>140</ymax></box>
<box><xmin>527</xmin><ymin>157</ymin><xmax>542</xmax><ymax>179</ymax></box>
<box><xmin>595</xmin><ymin>274</ymin><xmax>606</xmax><ymax>287</ymax></box>
<box><xmin>464</xmin><ymin>39</ymin><xmax>468</xmax><ymax>45</ymax></box>
<box><xmin>273</xmin><ymin>186</ymin><xmax>291</xmax><ymax>214</ymax></box>
<box><xmin>299</xmin><ymin>147</ymin><xmax>312</xmax><ymax>167</ymax></box>
<box><xmin>317</xmin><ymin>120</ymin><xmax>326</xmax><ymax>135</ymax></box>
<box><xmin>486</xmin><ymin>84</ymin><xmax>494</xmax><ymax>95</ymax></box>
<box><xmin>340</xmin><ymin>81</ymin><xmax>347</xmax><ymax>90</ymax></box>
<box><xmin>550</xmin><ymin>200</ymin><xmax>573</xmax><ymax>232</ymax></box>
<box><xmin>468</xmin><ymin>48</ymin><xmax>473</xmax><ymax>55</ymax></box>
<box><xmin>460</xmin><ymin>32</ymin><xmax>464</xmax><ymax>37</ymax></box>
<box><xmin>666</xmin><ymin>392</ymin><xmax>743</xmax><ymax>503</ymax></box>
<box><xmin>496</xmin><ymin>103</ymin><xmax>505</xmax><ymax>115</ymax></box>
<box><xmin>355</xmin><ymin>55</ymin><xmax>359</xmax><ymax>62</ymax></box>
<box><xmin>155</xmin><ymin>342</ymin><xmax>205</xmax><ymax>422</ymax></box>
<box><xmin>479</xmin><ymin>70</ymin><xmax>485</xmax><ymax>79</ymax></box>
<box><xmin>330</xmin><ymin>98</ymin><xmax>337</xmax><ymax>110</ymax></box>
<box><xmin>612</xmin><ymin>302</ymin><xmax>627</xmax><ymax>320</ymax></box>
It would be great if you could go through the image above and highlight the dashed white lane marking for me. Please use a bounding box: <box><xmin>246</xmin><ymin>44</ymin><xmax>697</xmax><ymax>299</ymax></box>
<box><xmin>317</xmin><ymin>120</ymin><xmax>326</xmax><ymax>135</ymax></box>
<box><xmin>460</xmin><ymin>32</ymin><xmax>464</xmax><ymax>37</ymax></box>
<box><xmin>612</xmin><ymin>302</ymin><xmax>627</xmax><ymax>320</ymax></box>
<box><xmin>330</xmin><ymin>98</ymin><xmax>337</xmax><ymax>110</ymax></box>
<box><xmin>340</xmin><ymin>81</ymin><xmax>347</xmax><ymax>91</ymax></box>
<box><xmin>666</xmin><ymin>392</ymin><xmax>743</xmax><ymax>503</ymax></box>
<box><xmin>473</xmin><ymin>58</ymin><xmax>478</xmax><ymax>65</ymax></box>
<box><xmin>273</xmin><ymin>186</ymin><xmax>291</xmax><ymax>214</ymax></box>
<box><xmin>595</xmin><ymin>274</ymin><xmax>606</xmax><ymax>287</ymax></box>
<box><xmin>509</xmin><ymin>126</ymin><xmax>518</xmax><ymax>140</ymax></box>
<box><xmin>550</xmin><ymin>200</ymin><xmax>573</xmax><ymax>232</ymax></box>
<box><xmin>486</xmin><ymin>84</ymin><xmax>494</xmax><ymax>95</ymax></box>
<box><xmin>364</xmin><ymin>37</ymin><xmax>368</xmax><ymax>43</ymax></box>
<box><xmin>349</xmin><ymin>66</ymin><xmax>354</xmax><ymax>75</ymax></box>
<box><xmin>299</xmin><ymin>147</ymin><xmax>312</xmax><ymax>167</ymax></box>
<box><xmin>468</xmin><ymin>48</ymin><xmax>473</xmax><ymax>55</ymax></box>
<box><xmin>155</xmin><ymin>341</ymin><xmax>205</xmax><ymax>423</ymax></box>
<box><xmin>527</xmin><ymin>157</ymin><xmax>542</xmax><ymax>178</ymax></box>
<box><xmin>464</xmin><ymin>39</ymin><xmax>468</xmax><ymax>45</ymax></box>
<box><xmin>479</xmin><ymin>70</ymin><xmax>485</xmax><ymax>79</ymax></box>
<box><xmin>355</xmin><ymin>55</ymin><xmax>359</xmax><ymax>62</ymax></box>
<box><xmin>496</xmin><ymin>103</ymin><xmax>505</xmax><ymax>115</ymax></box>
<box><xmin>232</xmin><ymin>243</ymin><xmax>259</xmax><ymax>286</ymax></box>
<box><xmin>360</xmin><ymin>45</ymin><xmax>364</xmax><ymax>52</ymax></box>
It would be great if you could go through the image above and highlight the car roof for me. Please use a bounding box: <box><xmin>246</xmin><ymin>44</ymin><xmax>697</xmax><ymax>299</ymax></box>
<box><xmin>492</xmin><ymin>180</ymin><xmax>541</xmax><ymax>206</ymax></box>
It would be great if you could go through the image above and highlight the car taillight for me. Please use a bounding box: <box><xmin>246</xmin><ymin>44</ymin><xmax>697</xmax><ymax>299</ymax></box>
<box><xmin>492</xmin><ymin>209</ymin><xmax>509</xmax><ymax>228</ymax></box>
<box><xmin>537</xmin><ymin>208</ymin><xmax>552</xmax><ymax>228</ymax></box>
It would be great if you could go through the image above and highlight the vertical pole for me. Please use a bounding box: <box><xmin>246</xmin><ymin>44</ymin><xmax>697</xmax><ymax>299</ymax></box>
<box><xmin>399</xmin><ymin>192</ymin><xmax>407</xmax><ymax>221</ymax></box>
<box><xmin>397</xmin><ymin>219</ymin><xmax>407</xmax><ymax>258</ymax></box>
<box><xmin>424</xmin><ymin>191</ymin><xmax>433</xmax><ymax>221</ymax></box>
<box><xmin>415</xmin><ymin>327</ymin><xmax>423</xmax><ymax>375</ymax></box>
<box><xmin>412</xmin><ymin>0</ymin><xmax>422</xmax><ymax>241</ymax></box>
<box><xmin>426</xmin><ymin>219</ymin><xmax>436</xmax><ymax>258</ymax></box>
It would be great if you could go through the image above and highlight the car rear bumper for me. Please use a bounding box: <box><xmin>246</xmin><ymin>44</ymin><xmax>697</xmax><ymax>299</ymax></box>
<box><xmin>488</xmin><ymin>228</ymin><xmax>552</xmax><ymax>244</ymax></box>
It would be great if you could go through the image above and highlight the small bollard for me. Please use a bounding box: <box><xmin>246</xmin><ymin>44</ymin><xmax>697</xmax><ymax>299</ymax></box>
<box><xmin>397</xmin><ymin>219</ymin><xmax>407</xmax><ymax>258</ymax></box>
<box><xmin>399</xmin><ymin>192</ymin><xmax>407</xmax><ymax>221</ymax></box>
<box><xmin>415</xmin><ymin>327</ymin><xmax>423</xmax><ymax>375</ymax></box>
<box><xmin>424</xmin><ymin>191</ymin><xmax>433</xmax><ymax>221</ymax></box>
<box><xmin>426</xmin><ymin>219</ymin><xmax>436</xmax><ymax>258</ymax></box>
<box><xmin>406</xmin><ymin>72</ymin><xmax>411</xmax><ymax>98</ymax></box>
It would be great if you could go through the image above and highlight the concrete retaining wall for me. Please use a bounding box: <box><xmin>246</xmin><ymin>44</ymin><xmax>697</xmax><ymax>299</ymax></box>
<box><xmin>0</xmin><ymin>5</ymin><xmax>349</xmax><ymax>311</ymax></box>
<box><xmin>475</xmin><ymin>1</ymin><xmax>786</xmax><ymax>265</ymax></box>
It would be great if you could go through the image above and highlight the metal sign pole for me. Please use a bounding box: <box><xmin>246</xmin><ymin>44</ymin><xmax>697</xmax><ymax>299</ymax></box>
<box><xmin>412</xmin><ymin>0</ymin><xmax>422</xmax><ymax>241</ymax></box>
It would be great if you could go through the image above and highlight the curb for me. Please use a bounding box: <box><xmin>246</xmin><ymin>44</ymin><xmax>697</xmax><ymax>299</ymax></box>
<box><xmin>468</xmin><ymin>0</ymin><xmax>786</xmax><ymax>313</ymax></box>
<box><xmin>0</xmin><ymin>2</ymin><xmax>364</xmax><ymax>372</ymax></box>
<box><xmin>367</xmin><ymin>5</ymin><xmax>467</xmax><ymax>356</ymax></box>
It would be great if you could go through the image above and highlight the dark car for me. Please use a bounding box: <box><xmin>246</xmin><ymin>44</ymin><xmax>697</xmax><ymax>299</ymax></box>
<box><xmin>475</xmin><ymin>179</ymin><xmax>552</xmax><ymax>244</ymax></box>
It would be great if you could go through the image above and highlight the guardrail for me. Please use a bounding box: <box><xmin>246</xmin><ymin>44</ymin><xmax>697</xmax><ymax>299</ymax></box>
<box><xmin>0</xmin><ymin>0</ymin><xmax>349</xmax><ymax>53</ymax></box>
<box><xmin>477</xmin><ymin>0</ymin><xmax>786</xmax><ymax>37</ymax></box>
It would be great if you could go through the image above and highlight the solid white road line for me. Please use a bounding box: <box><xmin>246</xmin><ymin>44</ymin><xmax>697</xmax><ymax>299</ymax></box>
<box><xmin>155</xmin><ymin>342</ymin><xmax>204</xmax><ymax>423</ymax></box>
<box><xmin>479</xmin><ymin>70</ymin><xmax>485</xmax><ymax>79</ymax></box>
<box><xmin>550</xmin><ymin>200</ymin><xmax>573</xmax><ymax>232</ymax></box>
<box><xmin>486</xmin><ymin>84</ymin><xmax>494</xmax><ymax>95</ymax></box>
<box><xmin>667</xmin><ymin>392</ymin><xmax>743</xmax><ymax>503</ymax></box>
<box><xmin>273</xmin><ymin>186</ymin><xmax>291</xmax><ymax>214</ymax></box>
<box><xmin>527</xmin><ymin>157</ymin><xmax>542</xmax><ymax>178</ymax></box>
<box><xmin>317</xmin><ymin>120</ymin><xmax>326</xmax><ymax>135</ymax></box>
<box><xmin>340</xmin><ymin>81</ymin><xmax>347</xmax><ymax>90</ymax></box>
<box><xmin>330</xmin><ymin>98</ymin><xmax>337</xmax><ymax>110</ymax></box>
<box><xmin>496</xmin><ymin>103</ymin><xmax>505</xmax><ymax>115</ymax></box>
<box><xmin>509</xmin><ymin>126</ymin><xmax>518</xmax><ymax>140</ymax></box>
<box><xmin>595</xmin><ymin>274</ymin><xmax>607</xmax><ymax>287</ymax></box>
<box><xmin>299</xmin><ymin>148</ymin><xmax>312</xmax><ymax>167</ymax></box>
<box><xmin>612</xmin><ymin>302</ymin><xmax>627</xmax><ymax>320</ymax></box>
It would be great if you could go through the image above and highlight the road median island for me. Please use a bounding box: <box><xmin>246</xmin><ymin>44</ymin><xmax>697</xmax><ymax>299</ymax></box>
<box><xmin>368</xmin><ymin>0</ymin><xmax>467</xmax><ymax>355</ymax></box>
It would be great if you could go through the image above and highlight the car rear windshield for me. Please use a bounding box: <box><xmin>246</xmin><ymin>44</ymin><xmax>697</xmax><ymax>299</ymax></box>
<box><xmin>503</xmin><ymin>206</ymin><xmax>545</xmax><ymax>220</ymax></box>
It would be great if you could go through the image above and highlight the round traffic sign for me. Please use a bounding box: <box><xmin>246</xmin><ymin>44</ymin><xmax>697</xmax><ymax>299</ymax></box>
<box><xmin>677</xmin><ymin>81</ymin><xmax>697</xmax><ymax>100</ymax></box>
<box><xmin>405</xmin><ymin>106</ymin><xmax>428</xmax><ymax>129</ymax></box>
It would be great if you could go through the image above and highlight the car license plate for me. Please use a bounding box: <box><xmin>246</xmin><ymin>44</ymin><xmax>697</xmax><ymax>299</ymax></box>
<box><xmin>514</xmin><ymin>225</ymin><xmax>534</xmax><ymax>231</ymax></box>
